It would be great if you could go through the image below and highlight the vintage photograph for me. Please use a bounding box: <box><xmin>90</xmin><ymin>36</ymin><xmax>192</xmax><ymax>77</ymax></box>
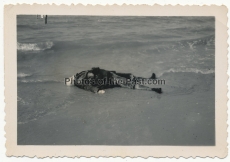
<box><xmin>17</xmin><ymin>15</ymin><xmax>215</xmax><ymax>145</ymax></box>
<box><xmin>4</xmin><ymin>4</ymin><xmax>228</xmax><ymax>157</ymax></box>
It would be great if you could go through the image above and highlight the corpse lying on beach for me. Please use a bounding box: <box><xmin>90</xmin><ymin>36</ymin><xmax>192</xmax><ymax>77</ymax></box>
<box><xmin>65</xmin><ymin>67</ymin><xmax>162</xmax><ymax>94</ymax></box>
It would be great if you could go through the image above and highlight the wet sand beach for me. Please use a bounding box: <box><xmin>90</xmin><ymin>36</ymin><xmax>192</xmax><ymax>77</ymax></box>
<box><xmin>18</xmin><ymin>73</ymin><xmax>215</xmax><ymax>145</ymax></box>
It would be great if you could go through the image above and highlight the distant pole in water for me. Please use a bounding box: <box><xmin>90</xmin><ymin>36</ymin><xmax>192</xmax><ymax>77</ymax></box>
<box><xmin>36</xmin><ymin>15</ymin><xmax>47</xmax><ymax>24</ymax></box>
<box><xmin>45</xmin><ymin>15</ymin><xmax>48</xmax><ymax>24</ymax></box>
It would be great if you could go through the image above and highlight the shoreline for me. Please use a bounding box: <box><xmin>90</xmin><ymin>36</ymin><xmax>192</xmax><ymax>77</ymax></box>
<box><xmin>17</xmin><ymin>73</ymin><xmax>215</xmax><ymax>145</ymax></box>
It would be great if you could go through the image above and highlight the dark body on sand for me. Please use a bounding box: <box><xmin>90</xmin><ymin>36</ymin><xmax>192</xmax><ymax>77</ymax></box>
<box><xmin>74</xmin><ymin>67</ymin><xmax>161</xmax><ymax>93</ymax></box>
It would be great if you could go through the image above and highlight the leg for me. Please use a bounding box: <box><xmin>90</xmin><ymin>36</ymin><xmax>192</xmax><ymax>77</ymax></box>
<box><xmin>115</xmin><ymin>72</ymin><xmax>156</xmax><ymax>79</ymax></box>
<box><xmin>110</xmin><ymin>72</ymin><xmax>162</xmax><ymax>93</ymax></box>
<box><xmin>134</xmin><ymin>84</ymin><xmax>152</xmax><ymax>91</ymax></box>
<box><xmin>115</xmin><ymin>73</ymin><xmax>133</xmax><ymax>79</ymax></box>
<box><xmin>134</xmin><ymin>84</ymin><xmax>162</xmax><ymax>94</ymax></box>
<box><xmin>110</xmin><ymin>72</ymin><xmax>134</xmax><ymax>89</ymax></box>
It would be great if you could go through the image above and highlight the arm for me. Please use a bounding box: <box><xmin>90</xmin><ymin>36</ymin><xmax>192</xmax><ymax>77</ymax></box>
<box><xmin>82</xmin><ymin>85</ymin><xmax>99</xmax><ymax>93</ymax></box>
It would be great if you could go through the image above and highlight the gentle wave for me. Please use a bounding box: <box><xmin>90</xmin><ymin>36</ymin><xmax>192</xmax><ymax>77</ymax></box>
<box><xmin>159</xmin><ymin>68</ymin><xmax>214</xmax><ymax>77</ymax></box>
<box><xmin>185</xmin><ymin>35</ymin><xmax>214</xmax><ymax>50</ymax></box>
<box><xmin>17</xmin><ymin>41</ymin><xmax>54</xmax><ymax>51</ymax></box>
<box><xmin>17</xmin><ymin>73</ymin><xmax>32</xmax><ymax>78</ymax></box>
<box><xmin>19</xmin><ymin>79</ymin><xmax>63</xmax><ymax>83</ymax></box>
<box><xmin>17</xmin><ymin>96</ymin><xmax>29</xmax><ymax>105</ymax></box>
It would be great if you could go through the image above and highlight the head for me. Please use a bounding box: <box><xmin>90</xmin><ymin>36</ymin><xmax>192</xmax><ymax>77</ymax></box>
<box><xmin>87</xmin><ymin>72</ymin><xmax>94</xmax><ymax>79</ymax></box>
<box><xmin>65</xmin><ymin>75</ymin><xmax>75</xmax><ymax>86</ymax></box>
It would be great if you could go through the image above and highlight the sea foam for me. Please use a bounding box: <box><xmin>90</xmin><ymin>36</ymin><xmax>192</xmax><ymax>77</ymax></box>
<box><xmin>17</xmin><ymin>73</ymin><xmax>31</xmax><ymax>78</ymax></box>
<box><xmin>17</xmin><ymin>41</ymin><xmax>54</xmax><ymax>51</ymax></box>
<box><xmin>159</xmin><ymin>68</ymin><xmax>214</xmax><ymax>77</ymax></box>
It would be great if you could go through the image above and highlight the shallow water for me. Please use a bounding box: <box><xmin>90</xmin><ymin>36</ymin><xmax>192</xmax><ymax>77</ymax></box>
<box><xmin>17</xmin><ymin>16</ymin><xmax>214</xmax><ymax>80</ymax></box>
